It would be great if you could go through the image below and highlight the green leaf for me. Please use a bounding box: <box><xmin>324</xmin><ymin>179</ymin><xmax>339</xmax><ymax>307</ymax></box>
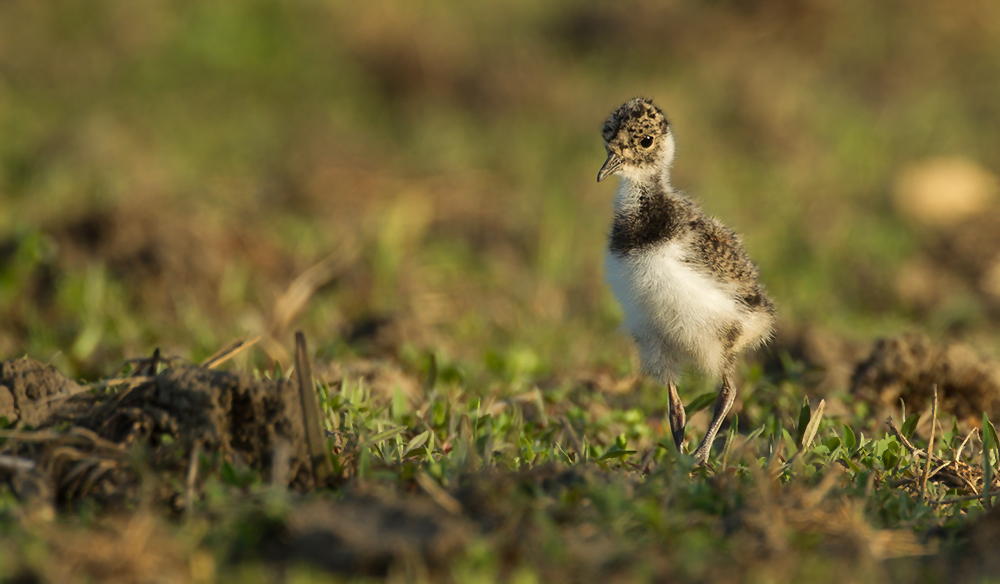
<box><xmin>795</xmin><ymin>397</ymin><xmax>811</xmax><ymax>447</ymax></box>
<box><xmin>901</xmin><ymin>413</ymin><xmax>920</xmax><ymax>440</ymax></box>
<box><xmin>842</xmin><ymin>424</ymin><xmax>857</xmax><ymax>452</ymax></box>
<box><xmin>983</xmin><ymin>415</ymin><xmax>1000</xmax><ymax>457</ymax></box>
<box><xmin>596</xmin><ymin>449</ymin><xmax>637</xmax><ymax>462</ymax></box>
<box><xmin>403</xmin><ymin>431</ymin><xmax>430</xmax><ymax>456</ymax></box>
<box><xmin>721</xmin><ymin>414</ymin><xmax>738</xmax><ymax>468</ymax></box>
<box><xmin>882</xmin><ymin>448</ymin><xmax>900</xmax><ymax>470</ymax></box>
<box><xmin>841</xmin><ymin>456</ymin><xmax>863</xmax><ymax>474</ymax></box>
<box><xmin>827</xmin><ymin>445</ymin><xmax>843</xmax><ymax>461</ymax></box>
<box><xmin>221</xmin><ymin>461</ymin><xmax>239</xmax><ymax>486</ymax></box>
<box><xmin>391</xmin><ymin>387</ymin><xmax>410</xmax><ymax>421</ymax></box>
<box><xmin>423</xmin><ymin>352</ymin><xmax>438</xmax><ymax>393</ymax></box>
<box><xmin>686</xmin><ymin>392</ymin><xmax>716</xmax><ymax>414</ymax></box>
<box><xmin>782</xmin><ymin>428</ymin><xmax>796</xmax><ymax>453</ymax></box>
<box><xmin>745</xmin><ymin>424</ymin><xmax>766</xmax><ymax>444</ymax></box>
<box><xmin>872</xmin><ymin>437</ymin><xmax>889</xmax><ymax>458</ymax></box>
<box><xmin>984</xmin><ymin>412</ymin><xmax>996</xmax><ymax>509</ymax></box>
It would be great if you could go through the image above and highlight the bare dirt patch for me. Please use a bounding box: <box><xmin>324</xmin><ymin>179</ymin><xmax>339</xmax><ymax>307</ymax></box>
<box><xmin>769</xmin><ymin>325</ymin><xmax>869</xmax><ymax>393</ymax></box>
<box><xmin>49</xmin><ymin>201</ymin><xmax>298</xmax><ymax>318</ymax></box>
<box><xmin>895</xmin><ymin>207</ymin><xmax>1000</xmax><ymax>319</ymax></box>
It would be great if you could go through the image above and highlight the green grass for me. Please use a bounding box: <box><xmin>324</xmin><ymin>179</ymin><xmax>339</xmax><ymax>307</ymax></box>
<box><xmin>2</xmin><ymin>353</ymin><xmax>997</xmax><ymax>582</ymax></box>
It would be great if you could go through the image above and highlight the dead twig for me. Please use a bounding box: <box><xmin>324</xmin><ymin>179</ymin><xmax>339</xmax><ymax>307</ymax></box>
<box><xmin>886</xmin><ymin>417</ymin><xmax>982</xmax><ymax>494</ymax></box>
<box><xmin>927</xmin><ymin>460</ymin><xmax>952</xmax><ymax>480</ymax></box>
<box><xmin>932</xmin><ymin>489</ymin><xmax>1000</xmax><ymax>506</ymax></box>
<box><xmin>885</xmin><ymin>418</ymin><xmax>924</xmax><ymax>458</ymax></box>
<box><xmin>295</xmin><ymin>332</ymin><xmax>333</xmax><ymax>485</ymax></box>
<box><xmin>0</xmin><ymin>454</ymin><xmax>35</xmax><ymax>472</ymax></box>
<box><xmin>45</xmin><ymin>374</ymin><xmax>154</xmax><ymax>405</ymax></box>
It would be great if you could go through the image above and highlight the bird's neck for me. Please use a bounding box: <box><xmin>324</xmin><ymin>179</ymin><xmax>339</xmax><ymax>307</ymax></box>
<box><xmin>613</xmin><ymin>169</ymin><xmax>677</xmax><ymax>215</ymax></box>
<box><xmin>609</xmin><ymin>171</ymin><xmax>693</xmax><ymax>255</ymax></box>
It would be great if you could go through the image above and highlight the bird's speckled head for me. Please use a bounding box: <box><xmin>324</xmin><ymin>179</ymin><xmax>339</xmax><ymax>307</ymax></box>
<box><xmin>598</xmin><ymin>98</ymin><xmax>674</xmax><ymax>183</ymax></box>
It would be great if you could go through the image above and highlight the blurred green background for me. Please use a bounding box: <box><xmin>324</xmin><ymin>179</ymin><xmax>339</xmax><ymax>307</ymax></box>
<box><xmin>2</xmin><ymin>0</ymin><xmax>999</xmax><ymax>382</ymax></box>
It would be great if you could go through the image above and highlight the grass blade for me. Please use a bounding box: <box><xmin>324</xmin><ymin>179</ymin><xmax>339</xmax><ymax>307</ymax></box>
<box><xmin>686</xmin><ymin>392</ymin><xmax>717</xmax><ymax>414</ymax></box>
<box><xmin>367</xmin><ymin>426</ymin><xmax>407</xmax><ymax>445</ymax></box>
<box><xmin>984</xmin><ymin>412</ymin><xmax>998</xmax><ymax>510</ymax></box>
<box><xmin>795</xmin><ymin>397</ymin><xmax>811</xmax><ymax>448</ymax></box>
<box><xmin>596</xmin><ymin>449</ymin><xmax>637</xmax><ymax>462</ymax></box>
<box><xmin>918</xmin><ymin>385</ymin><xmax>937</xmax><ymax>506</ymax></box>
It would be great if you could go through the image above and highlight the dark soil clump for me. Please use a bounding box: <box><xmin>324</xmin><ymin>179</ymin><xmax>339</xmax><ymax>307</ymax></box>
<box><xmin>851</xmin><ymin>333</ymin><xmax>1000</xmax><ymax>423</ymax></box>
<box><xmin>73</xmin><ymin>366</ymin><xmax>313</xmax><ymax>489</ymax></box>
<box><xmin>0</xmin><ymin>359</ymin><xmax>315</xmax><ymax>510</ymax></box>
<box><xmin>767</xmin><ymin>326</ymin><xmax>869</xmax><ymax>393</ymax></box>
<box><xmin>0</xmin><ymin>357</ymin><xmax>81</xmax><ymax>427</ymax></box>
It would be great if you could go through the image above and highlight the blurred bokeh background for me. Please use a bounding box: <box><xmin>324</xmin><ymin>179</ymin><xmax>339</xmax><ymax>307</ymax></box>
<box><xmin>2</xmin><ymin>0</ymin><xmax>999</xmax><ymax>384</ymax></box>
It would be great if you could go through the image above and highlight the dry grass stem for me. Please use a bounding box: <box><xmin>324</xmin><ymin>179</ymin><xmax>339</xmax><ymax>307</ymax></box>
<box><xmin>0</xmin><ymin>454</ymin><xmax>36</xmax><ymax>472</ymax></box>
<box><xmin>184</xmin><ymin>442</ymin><xmax>201</xmax><ymax>517</ymax></box>
<box><xmin>886</xmin><ymin>417</ymin><xmax>984</xmax><ymax>494</ymax></box>
<box><xmin>559</xmin><ymin>417</ymin><xmax>584</xmax><ymax>462</ymax></box>
<box><xmin>801</xmin><ymin>399</ymin><xmax>826</xmax><ymax>450</ymax></box>
<box><xmin>415</xmin><ymin>472</ymin><xmax>462</xmax><ymax>515</ymax></box>
<box><xmin>955</xmin><ymin>428</ymin><xmax>979</xmax><ymax>462</ymax></box>
<box><xmin>201</xmin><ymin>336</ymin><xmax>261</xmax><ymax>369</ymax></box>
<box><xmin>919</xmin><ymin>384</ymin><xmax>938</xmax><ymax>505</ymax></box>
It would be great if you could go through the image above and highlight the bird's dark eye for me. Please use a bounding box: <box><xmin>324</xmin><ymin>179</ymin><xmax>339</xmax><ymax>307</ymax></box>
<box><xmin>640</xmin><ymin>136</ymin><xmax>654</xmax><ymax>148</ymax></box>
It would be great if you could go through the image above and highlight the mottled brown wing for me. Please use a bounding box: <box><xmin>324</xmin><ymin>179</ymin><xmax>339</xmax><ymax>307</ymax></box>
<box><xmin>686</xmin><ymin>217</ymin><xmax>772</xmax><ymax>309</ymax></box>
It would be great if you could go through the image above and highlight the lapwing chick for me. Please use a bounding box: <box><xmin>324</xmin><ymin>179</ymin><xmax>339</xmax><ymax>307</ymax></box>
<box><xmin>598</xmin><ymin>97</ymin><xmax>775</xmax><ymax>463</ymax></box>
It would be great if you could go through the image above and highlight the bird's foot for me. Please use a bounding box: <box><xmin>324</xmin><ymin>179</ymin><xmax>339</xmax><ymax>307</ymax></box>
<box><xmin>692</xmin><ymin>443</ymin><xmax>712</xmax><ymax>466</ymax></box>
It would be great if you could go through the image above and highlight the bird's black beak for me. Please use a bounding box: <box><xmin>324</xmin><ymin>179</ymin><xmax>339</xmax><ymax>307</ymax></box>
<box><xmin>597</xmin><ymin>152</ymin><xmax>624</xmax><ymax>182</ymax></box>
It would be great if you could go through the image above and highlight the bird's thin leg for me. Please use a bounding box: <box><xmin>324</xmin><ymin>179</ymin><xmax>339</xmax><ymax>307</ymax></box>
<box><xmin>667</xmin><ymin>381</ymin><xmax>687</xmax><ymax>453</ymax></box>
<box><xmin>692</xmin><ymin>371</ymin><xmax>737</xmax><ymax>463</ymax></box>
